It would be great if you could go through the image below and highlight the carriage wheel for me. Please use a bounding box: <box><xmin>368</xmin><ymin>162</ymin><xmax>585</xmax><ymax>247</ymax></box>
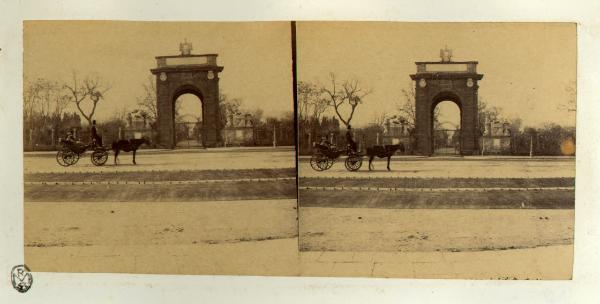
<box><xmin>320</xmin><ymin>158</ymin><xmax>334</xmax><ymax>170</ymax></box>
<box><xmin>344</xmin><ymin>155</ymin><xmax>363</xmax><ymax>172</ymax></box>
<box><xmin>310</xmin><ymin>154</ymin><xmax>329</xmax><ymax>171</ymax></box>
<box><xmin>56</xmin><ymin>149</ymin><xmax>69</xmax><ymax>167</ymax></box>
<box><xmin>91</xmin><ymin>149</ymin><xmax>108</xmax><ymax>166</ymax></box>
<box><xmin>66</xmin><ymin>152</ymin><xmax>80</xmax><ymax>165</ymax></box>
<box><xmin>61</xmin><ymin>149</ymin><xmax>79</xmax><ymax>166</ymax></box>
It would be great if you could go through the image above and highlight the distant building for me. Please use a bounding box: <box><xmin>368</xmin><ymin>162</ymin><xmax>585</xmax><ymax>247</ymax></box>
<box><xmin>480</xmin><ymin>119</ymin><xmax>512</xmax><ymax>154</ymax></box>
<box><xmin>123</xmin><ymin>110</ymin><xmax>153</xmax><ymax>140</ymax></box>
<box><xmin>382</xmin><ymin>119</ymin><xmax>412</xmax><ymax>153</ymax></box>
<box><xmin>222</xmin><ymin>112</ymin><xmax>255</xmax><ymax>146</ymax></box>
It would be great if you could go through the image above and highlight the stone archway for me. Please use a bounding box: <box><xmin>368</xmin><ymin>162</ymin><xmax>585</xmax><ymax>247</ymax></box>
<box><xmin>150</xmin><ymin>43</ymin><xmax>224</xmax><ymax>148</ymax></box>
<box><xmin>410</xmin><ymin>56</ymin><xmax>483</xmax><ymax>155</ymax></box>
<box><xmin>172</xmin><ymin>90</ymin><xmax>204</xmax><ymax>148</ymax></box>
<box><xmin>431</xmin><ymin>95</ymin><xmax>462</xmax><ymax>155</ymax></box>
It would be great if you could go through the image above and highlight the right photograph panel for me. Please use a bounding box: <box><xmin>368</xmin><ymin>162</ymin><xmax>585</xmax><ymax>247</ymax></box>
<box><xmin>296</xmin><ymin>22</ymin><xmax>576</xmax><ymax>279</ymax></box>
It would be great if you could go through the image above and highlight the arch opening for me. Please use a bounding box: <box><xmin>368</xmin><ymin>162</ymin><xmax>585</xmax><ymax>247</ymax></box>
<box><xmin>173</xmin><ymin>92</ymin><xmax>204</xmax><ymax>148</ymax></box>
<box><xmin>432</xmin><ymin>99</ymin><xmax>461</xmax><ymax>155</ymax></box>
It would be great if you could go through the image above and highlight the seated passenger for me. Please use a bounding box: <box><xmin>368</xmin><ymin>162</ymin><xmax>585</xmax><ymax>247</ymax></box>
<box><xmin>318</xmin><ymin>136</ymin><xmax>332</xmax><ymax>148</ymax></box>
<box><xmin>65</xmin><ymin>131</ymin><xmax>76</xmax><ymax>144</ymax></box>
<box><xmin>64</xmin><ymin>131</ymin><xmax>86</xmax><ymax>152</ymax></box>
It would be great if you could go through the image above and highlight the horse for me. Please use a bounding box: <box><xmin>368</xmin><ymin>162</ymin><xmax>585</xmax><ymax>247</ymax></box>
<box><xmin>111</xmin><ymin>137</ymin><xmax>148</xmax><ymax>165</ymax></box>
<box><xmin>366</xmin><ymin>144</ymin><xmax>405</xmax><ymax>171</ymax></box>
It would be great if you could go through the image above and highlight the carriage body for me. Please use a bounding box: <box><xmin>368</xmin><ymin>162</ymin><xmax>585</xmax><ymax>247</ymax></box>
<box><xmin>310</xmin><ymin>143</ymin><xmax>362</xmax><ymax>171</ymax></box>
<box><xmin>56</xmin><ymin>138</ymin><xmax>108</xmax><ymax>167</ymax></box>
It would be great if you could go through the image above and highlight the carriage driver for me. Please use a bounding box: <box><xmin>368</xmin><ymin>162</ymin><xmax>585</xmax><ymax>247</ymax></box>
<box><xmin>91</xmin><ymin>120</ymin><xmax>103</xmax><ymax>147</ymax></box>
<box><xmin>346</xmin><ymin>125</ymin><xmax>358</xmax><ymax>153</ymax></box>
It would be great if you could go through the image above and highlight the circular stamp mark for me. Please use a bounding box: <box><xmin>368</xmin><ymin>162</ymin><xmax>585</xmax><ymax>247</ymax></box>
<box><xmin>11</xmin><ymin>264</ymin><xmax>33</xmax><ymax>293</ymax></box>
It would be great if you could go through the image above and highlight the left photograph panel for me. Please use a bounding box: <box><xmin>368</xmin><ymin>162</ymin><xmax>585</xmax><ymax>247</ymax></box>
<box><xmin>23</xmin><ymin>21</ymin><xmax>298</xmax><ymax>275</ymax></box>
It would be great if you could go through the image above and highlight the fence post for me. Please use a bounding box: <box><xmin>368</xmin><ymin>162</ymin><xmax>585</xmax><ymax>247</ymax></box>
<box><xmin>529</xmin><ymin>135</ymin><xmax>533</xmax><ymax>158</ymax></box>
<box><xmin>51</xmin><ymin>128</ymin><xmax>55</xmax><ymax>146</ymax></box>
<box><xmin>481</xmin><ymin>137</ymin><xmax>485</xmax><ymax>156</ymax></box>
<box><xmin>272</xmin><ymin>125</ymin><xmax>277</xmax><ymax>147</ymax></box>
<box><xmin>376</xmin><ymin>132</ymin><xmax>380</xmax><ymax>145</ymax></box>
<box><xmin>118</xmin><ymin>127</ymin><xmax>122</xmax><ymax>140</ymax></box>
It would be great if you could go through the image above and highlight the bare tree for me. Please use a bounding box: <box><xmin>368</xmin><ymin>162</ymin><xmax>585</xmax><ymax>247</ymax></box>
<box><xmin>397</xmin><ymin>83</ymin><xmax>440</xmax><ymax>128</ymax></box>
<box><xmin>24</xmin><ymin>78</ymin><xmax>71</xmax><ymax>124</ymax></box>
<box><xmin>321</xmin><ymin>73</ymin><xmax>372</xmax><ymax>129</ymax></box>
<box><xmin>397</xmin><ymin>86</ymin><xmax>417</xmax><ymax>128</ymax></box>
<box><xmin>64</xmin><ymin>71</ymin><xmax>111</xmax><ymax>126</ymax></box>
<box><xmin>558</xmin><ymin>80</ymin><xmax>576</xmax><ymax>112</ymax></box>
<box><xmin>297</xmin><ymin>81</ymin><xmax>312</xmax><ymax>122</ymax></box>
<box><xmin>478</xmin><ymin>98</ymin><xmax>503</xmax><ymax>122</ymax></box>
<box><xmin>53</xmin><ymin>89</ymin><xmax>71</xmax><ymax>119</ymax></box>
<box><xmin>23</xmin><ymin>78</ymin><xmax>43</xmax><ymax>122</ymax></box>
<box><xmin>371</xmin><ymin>111</ymin><xmax>388</xmax><ymax>129</ymax></box>
<box><xmin>219</xmin><ymin>92</ymin><xmax>243</xmax><ymax>127</ymax></box>
<box><xmin>248</xmin><ymin>107</ymin><xmax>264</xmax><ymax>125</ymax></box>
<box><xmin>136</xmin><ymin>75</ymin><xmax>184</xmax><ymax>123</ymax></box>
<box><xmin>114</xmin><ymin>105</ymin><xmax>131</xmax><ymax>123</ymax></box>
<box><xmin>478</xmin><ymin>98</ymin><xmax>505</xmax><ymax>135</ymax></box>
<box><xmin>298</xmin><ymin>81</ymin><xmax>327</xmax><ymax>123</ymax></box>
<box><xmin>136</xmin><ymin>75</ymin><xmax>158</xmax><ymax>121</ymax></box>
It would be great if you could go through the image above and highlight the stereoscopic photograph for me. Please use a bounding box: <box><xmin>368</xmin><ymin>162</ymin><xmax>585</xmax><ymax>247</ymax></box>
<box><xmin>23</xmin><ymin>21</ymin><xmax>297</xmax><ymax>275</ymax></box>
<box><xmin>297</xmin><ymin>22</ymin><xmax>576</xmax><ymax>279</ymax></box>
<box><xmin>22</xmin><ymin>20</ymin><xmax>576</xmax><ymax>280</ymax></box>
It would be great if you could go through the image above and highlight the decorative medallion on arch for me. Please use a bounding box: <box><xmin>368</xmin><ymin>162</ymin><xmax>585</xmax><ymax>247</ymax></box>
<box><xmin>410</xmin><ymin>49</ymin><xmax>484</xmax><ymax>155</ymax></box>
<box><xmin>150</xmin><ymin>41</ymin><xmax>224</xmax><ymax>148</ymax></box>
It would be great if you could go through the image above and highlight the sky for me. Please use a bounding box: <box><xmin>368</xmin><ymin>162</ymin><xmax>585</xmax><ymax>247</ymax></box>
<box><xmin>297</xmin><ymin>22</ymin><xmax>577</xmax><ymax>128</ymax></box>
<box><xmin>24</xmin><ymin>21</ymin><xmax>293</xmax><ymax>122</ymax></box>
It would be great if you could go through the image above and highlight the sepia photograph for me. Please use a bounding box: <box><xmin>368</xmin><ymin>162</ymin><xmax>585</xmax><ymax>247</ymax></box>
<box><xmin>3</xmin><ymin>1</ymin><xmax>600</xmax><ymax>303</ymax></box>
<box><xmin>297</xmin><ymin>22</ymin><xmax>576</xmax><ymax>279</ymax></box>
<box><xmin>22</xmin><ymin>21</ymin><xmax>298</xmax><ymax>275</ymax></box>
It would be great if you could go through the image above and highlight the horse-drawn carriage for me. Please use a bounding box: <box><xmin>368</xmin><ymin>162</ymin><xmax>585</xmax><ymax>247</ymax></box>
<box><xmin>55</xmin><ymin>138</ymin><xmax>109</xmax><ymax>167</ymax></box>
<box><xmin>55</xmin><ymin>136</ymin><xmax>149</xmax><ymax>167</ymax></box>
<box><xmin>310</xmin><ymin>142</ymin><xmax>405</xmax><ymax>172</ymax></box>
<box><xmin>309</xmin><ymin>143</ymin><xmax>363</xmax><ymax>172</ymax></box>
